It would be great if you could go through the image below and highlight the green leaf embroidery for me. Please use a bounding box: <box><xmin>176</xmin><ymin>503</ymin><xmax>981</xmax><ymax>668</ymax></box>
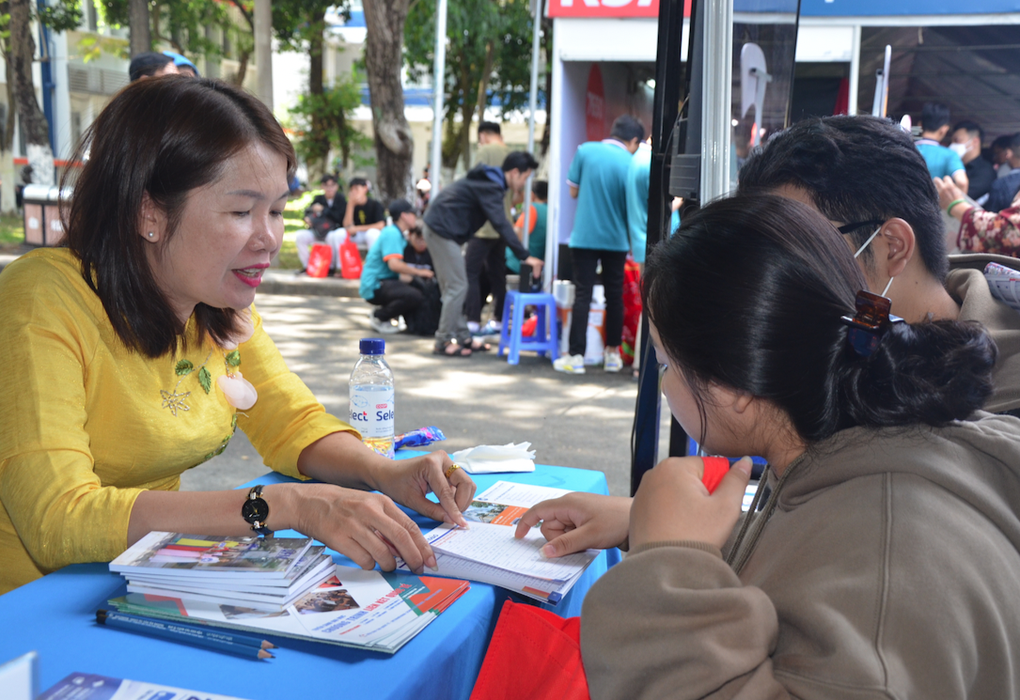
<box><xmin>225</xmin><ymin>350</ymin><xmax>241</xmax><ymax>368</ymax></box>
<box><xmin>231</xmin><ymin>414</ymin><xmax>238</xmax><ymax>430</ymax></box>
<box><xmin>175</xmin><ymin>360</ymin><xmax>194</xmax><ymax>376</ymax></box>
<box><xmin>198</xmin><ymin>367</ymin><xmax>212</xmax><ymax>394</ymax></box>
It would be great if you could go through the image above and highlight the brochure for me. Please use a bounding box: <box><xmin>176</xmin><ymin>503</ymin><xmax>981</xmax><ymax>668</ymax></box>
<box><xmin>107</xmin><ymin>566</ymin><xmax>470</xmax><ymax>654</ymax></box>
<box><xmin>39</xmin><ymin>672</ymin><xmax>250</xmax><ymax>700</ymax></box>
<box><xmin>110</xmin><ymin>532</ymin><xmax>313</xmax><ymax>580</ymax></box>
<box><xmin>398</xmin><ymin>481</ymin><xmax>599</xmax><ymax>604</ymax></box>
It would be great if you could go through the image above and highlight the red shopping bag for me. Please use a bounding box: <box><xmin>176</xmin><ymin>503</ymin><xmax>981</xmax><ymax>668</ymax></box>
<box><xmin>307</xmin><ymin>243</ymin><xmax>332</xmax><ymax>278</ymax></box>
<box><xmin>470</xmin><ymin>600</ymin><xmax>590</xmax><ymax>700</ymax></box>
<box><xmin>339</xmin><ymin>238</ymin><xmax>363</xmax><ymax>279</ymax></box>
<box><xmin>620</xmin><ymin>259</ymin><xmax>642</xmax><ymax>365</ymax></box>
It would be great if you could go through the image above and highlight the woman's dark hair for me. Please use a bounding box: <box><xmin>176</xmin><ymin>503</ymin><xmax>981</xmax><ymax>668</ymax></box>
<box><xmin>61</xmin><ymin>76</ymin><xmax>296</xmax><ymax>357</ymax></box>
<box><xmin>643</xmin><ymin>194</ymin><xmax>996</xmax><ymax>444</ymax></box>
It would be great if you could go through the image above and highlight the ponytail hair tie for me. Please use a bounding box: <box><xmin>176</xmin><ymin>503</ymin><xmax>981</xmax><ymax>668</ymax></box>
<box><xmin>840</xmin><ymin>290</ymin><xmax>904</xmax><ymax>358</ymax></box>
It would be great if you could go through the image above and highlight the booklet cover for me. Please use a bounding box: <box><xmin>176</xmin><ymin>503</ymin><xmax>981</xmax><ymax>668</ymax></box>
<box><xmin>107</xmin><ymin>565</ymin><xmax>470</xmax><ymax>654</ymax></box>
<box><xmin>110</xmin><ymin>533</ymin><xmax>313</xmax><ymax>580</ymax></box>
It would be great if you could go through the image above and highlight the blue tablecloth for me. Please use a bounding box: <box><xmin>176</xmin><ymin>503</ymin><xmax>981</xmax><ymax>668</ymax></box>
<box><xmin>0</xmin><ymin>463</ymin><xmax>620</xmax><ymax>700</ymax></box>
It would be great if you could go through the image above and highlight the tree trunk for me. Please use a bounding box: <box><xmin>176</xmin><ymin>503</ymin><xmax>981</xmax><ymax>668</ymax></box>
<box><xmin>1</xmin><ymin>16</ymin><xmax>18</xmax><ymax>214</ymax></box>
<box><xmin>10</xmin><ymin>0</ymin><xmax>55</xmax><ymax>186</ymax></box>
<box><xmin>362</xmin><ymin>0</ymin><xmax>415</xmax><ymax>204</ymax></box>
<box><xmin>233</xmin><ymin>48</ymin><xmax>251</xmax><ymax>87</ymax></box>
<box><xmin>129</xmin><ymin>0</ymin><xmax>151</xmax><ymax>56</ymax></box>
<box><xmin>307</xmin><ymin>12</ymin><xmax>330</xmax><ymax>179</ymax></box>
<box><xmin>540</xmin><ymin>17</ymin><xmax>552</xmax><ymax>157</ymax></box>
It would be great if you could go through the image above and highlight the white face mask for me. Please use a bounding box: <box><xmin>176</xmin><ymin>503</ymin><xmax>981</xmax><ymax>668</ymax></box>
<box><xmin>949</xmin><ymin>142</ymin><xmax>970</xmax><ymax>158</ymax></box>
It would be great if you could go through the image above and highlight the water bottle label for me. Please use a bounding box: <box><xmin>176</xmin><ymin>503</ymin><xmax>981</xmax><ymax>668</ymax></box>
<box><xmin>349</xmin><ymin>387</ymin><xmax>394</xmax><ymax>438</ymax></box>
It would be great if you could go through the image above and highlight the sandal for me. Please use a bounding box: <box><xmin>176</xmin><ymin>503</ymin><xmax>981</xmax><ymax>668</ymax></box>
<box><xmin>469</xmin><ymin>338</ymin><xmax>492</xmax><ymax>352</ymax></box>
<box><xmin>433</xmin><ymin>342</ymin><xmax>472</xmax><ymax>357</ymax></box>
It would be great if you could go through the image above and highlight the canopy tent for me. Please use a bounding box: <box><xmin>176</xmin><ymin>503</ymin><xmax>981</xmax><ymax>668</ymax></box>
<box><xmin>860</xmin><ymin>24</ymin><xmax>1020</xmax><ymax>139</ymax></box>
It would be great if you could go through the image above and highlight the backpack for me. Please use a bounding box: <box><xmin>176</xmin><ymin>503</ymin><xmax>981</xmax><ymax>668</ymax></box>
<box><xmin>403</xmin><ymin>278</ymin><xmax>442</xmax><ymax>336</ymax></box>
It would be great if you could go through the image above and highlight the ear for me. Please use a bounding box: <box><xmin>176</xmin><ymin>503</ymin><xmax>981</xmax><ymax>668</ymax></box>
<box><xmin>732</xmin><ymin>391</ymin><xmax>755</xmax><ymax>414</ymax></box>
<box><xmin>138</xmin><ymin>193</ymin><xmax>168</xmax><ymax>244</ymax></box>
<box><xmin>878</xmin><ymin>218</ymin><xmax>915</xmax><ymax>278</ymax></box>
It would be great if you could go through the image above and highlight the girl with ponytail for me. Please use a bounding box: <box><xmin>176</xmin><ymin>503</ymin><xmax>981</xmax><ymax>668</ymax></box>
<box><xmin>520</xmin><ymin>194</ymin><xmax>1020</xmax><ymax>698</ymax></box>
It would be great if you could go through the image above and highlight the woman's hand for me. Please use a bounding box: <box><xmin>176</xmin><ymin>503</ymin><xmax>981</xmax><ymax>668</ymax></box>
<box><xmin>281</xmin><ymin>483</ymin><xmax>437</xmax><ymax>574</ymax></box>
<box><xmin>513</xmin><ymin>493</ymin><xmax>632</xmax><ymax>557</ymax></box>
<box><xmin>371</xmin><ymin>451</ymin><xmax>475</xmax><ymax>529</ymax></box>
<box><xmin>934</xmin><ymin>176</ymin><xmax>972</xmax><ymax>220</ymax></box>
<box><xmin>629</xmin><ymin>456</ymin><xmax>751</xmax><ymax>551</ymax></box>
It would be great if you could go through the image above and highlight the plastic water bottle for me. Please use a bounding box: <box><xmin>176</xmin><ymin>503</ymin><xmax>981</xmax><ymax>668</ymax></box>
<box><xmin>349</xmin><ymin>338</ymin><xmax>395</xmax><ymax>459</ymax></box>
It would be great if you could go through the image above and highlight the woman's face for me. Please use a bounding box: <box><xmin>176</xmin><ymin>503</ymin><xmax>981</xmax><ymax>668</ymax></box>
<box><xmin>147</xmin><ymin>143</ymin><xmax>289</xmax><ymax>322</ymax></box>
<box><xmin>649</xmin><ymin>321</ymin><xmax>752</xmax><ymax>457</ymax></box>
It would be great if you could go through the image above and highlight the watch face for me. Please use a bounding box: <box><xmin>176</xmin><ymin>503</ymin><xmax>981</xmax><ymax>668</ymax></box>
<box><xmin>242</xmin><ymin>497</ymin><xmax>269</xmax><ymax>523</ymax></box>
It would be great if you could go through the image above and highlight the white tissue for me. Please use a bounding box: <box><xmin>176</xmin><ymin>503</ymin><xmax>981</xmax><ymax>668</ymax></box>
<box><xmin>450</xmin><ymin>442</ymin><xmax>536</xmax><ymax>474</ymax></box>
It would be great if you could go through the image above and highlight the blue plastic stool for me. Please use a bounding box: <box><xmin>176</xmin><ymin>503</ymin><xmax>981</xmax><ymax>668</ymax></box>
<box><xmin>498</xmin><ymin>291</ymin><xmax>559</xmax><ymax>365</ymax></box>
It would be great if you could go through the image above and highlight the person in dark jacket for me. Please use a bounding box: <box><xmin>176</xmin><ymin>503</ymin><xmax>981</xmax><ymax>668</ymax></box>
<box><xmin>422</xmin><ymin>151</ymin><xmax>544</xmax><ymax>356</ymax></box>
<box><xmin>295</xmin><ymin>174</ymin><xmax>347</xmax><ymax>270</ymax></box>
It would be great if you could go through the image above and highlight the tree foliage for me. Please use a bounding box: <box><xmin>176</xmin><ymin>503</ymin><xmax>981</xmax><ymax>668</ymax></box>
<box><xmin>287</xmin><ymin>70</ymin><xmax>372</xmax><ymax>173</ymax></box>
<box><xmin>98</xmin><ymin>0</ymin><xmax>251</xmax><ymax>78</ymax></box>
<box><xmin>404</xmin><ymin>0</ymin><xmax>538</xmax><ymax>170</ymax></box>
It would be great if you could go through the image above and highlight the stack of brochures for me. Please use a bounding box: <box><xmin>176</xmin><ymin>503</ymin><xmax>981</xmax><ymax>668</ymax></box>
<box><xmin>399</xmin><ymin>481</ymin><xmax>599</xmax><ymax>605</ymax></box>
<box><xmin>108</xmin><ymin>532</ymin><xmax>469</xmax><ymax>654</ymax></box>
<box><xmin>111</xmin><ymin>533</ymin><xmax>335</xmax><ymax>613</ymax></box>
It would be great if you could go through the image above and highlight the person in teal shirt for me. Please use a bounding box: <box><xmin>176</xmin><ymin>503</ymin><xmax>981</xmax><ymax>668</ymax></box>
<box><xmin>506</xmin><ymin>180</ymin><xmax>548</xmax><ymax>275</ymax></box>
<box><xmin>359</xmin><ymin>199</ymin><xmax>435</xmax><ymax>334</ymax></box>
<box><xmin>555</xmin><ymin>115</ymin><xmax>644</xmax><ymax>375</ymax></box>
<box><xmin>626</xmin><ymin>142</ymin><xmax>681</xmax><ymax>264</ymax></box>
<box><xmin>915</xmin><ymin>102</ymin><xmax>969</xmax><ymax>191</ymax></box>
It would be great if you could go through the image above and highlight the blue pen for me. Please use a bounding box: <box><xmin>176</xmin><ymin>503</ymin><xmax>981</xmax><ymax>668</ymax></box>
<box><xmin>96</xmin><ymin>609</ymin><xmax>275</xmax><ymax>660</ymax></box>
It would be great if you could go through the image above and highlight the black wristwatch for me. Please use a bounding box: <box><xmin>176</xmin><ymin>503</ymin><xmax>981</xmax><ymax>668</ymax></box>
<box><xmin>241</xmin><ymin>485</ymin><xmax>272</xmax><ymax>536</ymax></box>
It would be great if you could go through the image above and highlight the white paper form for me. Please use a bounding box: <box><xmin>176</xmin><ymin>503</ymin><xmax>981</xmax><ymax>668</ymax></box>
<box><xmin>474</xmin><ymin>481</ymin><xmax>572</xmax><ymax>508</ymax></box>
<box><xmin>427</xmin><ymin>522</ymin><xmax>595</xmax><ymax>582</ymax></box>
<box><xmin>426</xmin><ymin>552</ymin><xmax>584</xmax><ymax>604</ymax></box>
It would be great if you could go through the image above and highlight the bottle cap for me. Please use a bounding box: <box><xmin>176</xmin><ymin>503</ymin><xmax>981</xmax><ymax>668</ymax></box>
<box><xmin>360</xmin><ymin>338</ymin><xmax>385</xmax><ymax>355</ymax></box>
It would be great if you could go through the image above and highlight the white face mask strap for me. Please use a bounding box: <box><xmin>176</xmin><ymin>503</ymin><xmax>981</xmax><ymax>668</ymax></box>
<box><xmin>853</xmin><ymin>226</ymin><xmax>882</xmax><ymax>259</ymax></box>
<box><xmin>881</xmin><ymin>275</ymin><xmax>894</xmax><ymax>297</ymax></box>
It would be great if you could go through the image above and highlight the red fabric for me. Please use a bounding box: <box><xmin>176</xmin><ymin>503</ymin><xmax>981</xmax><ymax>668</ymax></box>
<box><xmin>470</xmin><ymin>600</ymin><xmax>590</xmax><ymax>700</ymax></box>
<box><xmin>701</xmin><ymin>456</ymin><xmax>730</xmax><ymax>494</ymax></box>
<box><xmin>833</xmin><ymin>78</ymin><xmax>849</xmax><ymax>116</ymax></box>
<box><xmin>620</xmin><ymin>260</ymin><xmax>642</xmax><ymax>365</ymax></box>
<box><xmin>522</xmin><ymin>315</ymin><xmax>538</xmax><ymax>337</ymax></box>
<box><xmin>339</xmin><ymin>239</ymin><xmax>363</xmax><ymax>279</ymax></box>
<box><xmin>307</xmin><ymin>243</ymin><xmax>332</xmax><ymax>278</ymax></box>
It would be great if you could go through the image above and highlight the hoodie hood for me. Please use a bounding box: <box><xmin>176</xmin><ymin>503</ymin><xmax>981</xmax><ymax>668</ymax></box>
<box><xmin>466</xmin><ymin>164</ymin><xmax>506</xmax><ymax>189</ymax></box>
<box><xmin>728</xmin><ymin>413</ymin><xmax>1020</xmax><ymax>573</ymax></box>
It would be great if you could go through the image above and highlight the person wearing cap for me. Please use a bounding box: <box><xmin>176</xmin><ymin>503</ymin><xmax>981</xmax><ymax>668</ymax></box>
<box><xmin>359</xmin><ymin>200</ymin><xmax>434</xmax><ymax>334</ymax></box>
<box><xmin>163</xmin><ymin>51</ymin><xmax>200</xmax><ymax>78</ymax></box>
<box><xmin>128</xmin><ymin>52</ymin><xmax>178</xmax><ymax>82</ymax></box>
<box><xmin>343</xmin><ymin>178</ymin><xmax>386</xmax><ymax>250</ymax></box>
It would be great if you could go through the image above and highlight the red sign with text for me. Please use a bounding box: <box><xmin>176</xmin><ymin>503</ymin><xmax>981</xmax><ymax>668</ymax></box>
<box><xmin>547</xmin><ymin>0</ymin><xmax>689</xmax><ymax>19</ymax></box>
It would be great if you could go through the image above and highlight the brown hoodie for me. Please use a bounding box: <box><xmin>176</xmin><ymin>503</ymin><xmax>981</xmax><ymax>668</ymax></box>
<box><xmin>945</xmin><ymin>258</ymin><xmax>1020</xmax><ymax>414</ymax></box>
<box><xmin>581</xmin><ymin>414</ymin><xmax>1020</xmax><ymax>699</ymax></box>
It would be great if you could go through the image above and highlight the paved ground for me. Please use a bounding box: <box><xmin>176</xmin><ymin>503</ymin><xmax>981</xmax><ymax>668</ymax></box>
<box><xmin>181</xmin><ymin>291</ymin><xmax>671</xmax><ymax>498</ymax></box>
<box><xmin>0</xmin><ymin>249</ymin><xmax>669</xmax><ymax>497</ymax></box>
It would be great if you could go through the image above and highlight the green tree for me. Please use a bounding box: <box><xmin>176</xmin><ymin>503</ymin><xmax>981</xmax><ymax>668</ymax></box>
<box><xmin>272</xmin><ymin>0</ymin><xmax>357</xmax><ymax>180</ymax></box>
<box><xmin>404</xmin><ymin>0</ymin><xmax>536</xmax><ymax>171</ymax></box>
<box><xmin>287</xmin><ymin>71</ymin><xmax>372</xmax><ymax>174</ymax></box>
<box><xmin>100</xmin><ymin>0</ymin><xmax>252</xmax><ymax>82</ymax></box>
